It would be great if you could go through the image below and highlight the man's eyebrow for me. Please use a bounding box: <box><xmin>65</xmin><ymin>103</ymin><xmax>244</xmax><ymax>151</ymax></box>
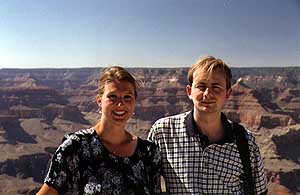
<box><xmin>194</xmin><ymin>79</ymin><xmax>207</xmax><ymax>83</ymax></box>
<box><xmin>211</xmin><ymin>82</ymin><xmax>222</xmax><ymax>85</ymax></box>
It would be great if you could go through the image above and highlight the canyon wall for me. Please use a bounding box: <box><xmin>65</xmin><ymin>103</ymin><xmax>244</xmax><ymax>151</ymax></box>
<box><xmin>0</xmin><ymin>67</ymin><xmax>300</xmax><ymax>194</ymax></box>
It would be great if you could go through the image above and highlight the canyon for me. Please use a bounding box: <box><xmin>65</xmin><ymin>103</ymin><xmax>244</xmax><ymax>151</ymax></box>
<box><xmin>0</xmin><ymin>67</ymin><xmax>299</xmax><ymax>194</ymax></box>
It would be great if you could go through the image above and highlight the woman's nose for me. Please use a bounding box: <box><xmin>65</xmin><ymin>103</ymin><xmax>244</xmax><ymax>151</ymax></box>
<box><xmin>116</xmin><ymin>98</ymin><xmax>124</xmax><ymax>106</ymax></box>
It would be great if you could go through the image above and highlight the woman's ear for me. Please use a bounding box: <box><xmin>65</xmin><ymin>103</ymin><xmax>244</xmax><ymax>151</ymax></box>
<box><xmin>96</xmin><ymin>94</ymin><xmax>102</xmax><ymax>107</ymax></box>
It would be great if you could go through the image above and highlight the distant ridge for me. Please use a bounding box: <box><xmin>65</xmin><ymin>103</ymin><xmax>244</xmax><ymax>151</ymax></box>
<box><xmin>0</xmin><ymin>67</ymin><xmax>300</xmax><ymax>194</ymax></box>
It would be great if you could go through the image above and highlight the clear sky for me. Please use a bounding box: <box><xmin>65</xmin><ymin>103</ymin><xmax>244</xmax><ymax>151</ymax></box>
<box><xmin>0</xmin><ymin>0</ymin><xmax>299</xmax><ymax>68</ymax></box>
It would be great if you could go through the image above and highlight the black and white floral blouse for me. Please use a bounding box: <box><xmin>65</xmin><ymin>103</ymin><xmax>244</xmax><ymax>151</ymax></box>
<box><xmin>44</xmin><ymin>128</ymin><xmax>161</xmax><ymax>195</ymax></box>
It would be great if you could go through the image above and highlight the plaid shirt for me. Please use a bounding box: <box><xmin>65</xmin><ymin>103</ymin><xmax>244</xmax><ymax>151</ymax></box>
<box><xmin>148</xmin><ymin>110</ymin><xmax>268</xmax><ymax>195</ymax></box>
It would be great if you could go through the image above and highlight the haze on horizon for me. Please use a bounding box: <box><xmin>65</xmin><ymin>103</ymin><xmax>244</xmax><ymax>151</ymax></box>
<box><xmin>0</xmin><ymin>0</ymin><xmax>299</xmax><ymax>69</ymax></box>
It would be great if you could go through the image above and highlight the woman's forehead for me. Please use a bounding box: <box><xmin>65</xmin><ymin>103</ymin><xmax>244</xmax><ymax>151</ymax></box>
<box><xmin>104</xmin><ymin>80</ymin><xmax>135</xmax><ymax>92</ymax></box>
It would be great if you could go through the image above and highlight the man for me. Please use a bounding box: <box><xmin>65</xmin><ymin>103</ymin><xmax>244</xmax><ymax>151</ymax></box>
<box><xmin>148</xmin><ymin>56</ymin><xmax>268</xmax><ymax>194</ymax></box>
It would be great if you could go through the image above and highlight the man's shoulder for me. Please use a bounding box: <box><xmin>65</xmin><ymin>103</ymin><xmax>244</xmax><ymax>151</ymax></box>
<box><xmin>229</xmin><ymin>120</ymin><xmax>256</xmax><ymax>144</ymax></box>
<box><xmin>153</xmin><ymin>111</ymin><xmax>191</xmax><ymax>124</ymax></box>
<box><xmin>149</xmin><ymin>111</ymin><xmax>191</xmax><ymax>139</ymax></box>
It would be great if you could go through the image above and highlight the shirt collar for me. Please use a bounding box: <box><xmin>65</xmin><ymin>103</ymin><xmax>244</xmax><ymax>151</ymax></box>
<box><xmin>185</xmin><ymin>110</ymin><xmax>235</xmax><ymax>143</ymax></box>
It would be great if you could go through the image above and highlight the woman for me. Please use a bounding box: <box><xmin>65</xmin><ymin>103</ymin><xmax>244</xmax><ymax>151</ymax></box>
<box><xmin>36</xmin><ymin>66</ymin><xmax>161</xmax><ymax>195</ymax></box>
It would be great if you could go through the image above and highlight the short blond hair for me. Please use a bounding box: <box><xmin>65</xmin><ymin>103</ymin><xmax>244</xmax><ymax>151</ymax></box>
<box><xmin>187</xmin><ymin>56</ymin><xmax>232</xmax><ymax>89</ymax></box>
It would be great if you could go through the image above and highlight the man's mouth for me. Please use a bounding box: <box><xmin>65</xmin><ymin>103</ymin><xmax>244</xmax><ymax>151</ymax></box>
<box><xmin>201</xmin><ymin>101</ymin><xmax>214</xmax><ymax>104</ymax></box>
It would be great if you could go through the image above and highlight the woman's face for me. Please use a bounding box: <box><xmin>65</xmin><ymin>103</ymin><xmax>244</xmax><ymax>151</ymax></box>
<box><xmin>97</xmin><ymin>80</ymin><xmax>136</xmax><ymax>126</ymax></box>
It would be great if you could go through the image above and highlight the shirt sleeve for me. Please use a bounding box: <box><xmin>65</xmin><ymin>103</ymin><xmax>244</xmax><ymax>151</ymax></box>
<box><xmin>147</xmin><ymin>120</ymin><xmax>161</xmax><ymax>146</ymax></box>
<box><xmin>148</xmin><ymin>144</ymin><xmax>162</xmax><ymax>194</ymax></box>
<box><xmin>44</xmin><ymin>133</ymin><xmax>80</xmax><ymax>193</ymax></box>
<box><xmin>44</xmin><ymin>147</ymin><xmax>69</xmax><ymax>191</ymax></box>
<box><xmin>249</xmin><ymin>136</ymin><xmax>268</xmax><ymax>194</ymax></box>
<box><xmin>147</xmin><ymin>123</ymin><xmax>157</xmax><ymax>143</ymax></box>
<box><xmin>142</xmin><ymin>138</ymin><xmax>162</xmax><ymax>194</ymax></box>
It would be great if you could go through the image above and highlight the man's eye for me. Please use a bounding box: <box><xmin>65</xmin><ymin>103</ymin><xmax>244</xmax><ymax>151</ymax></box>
<box><xmin>197</xmin><ymin>86</ymin><xmax>206</xmax><ymax>90</ymax></box>
<box><xmin>212</xmin><ymin>86</ymin><xmax>222</xmax><ymax>92</ymax></box>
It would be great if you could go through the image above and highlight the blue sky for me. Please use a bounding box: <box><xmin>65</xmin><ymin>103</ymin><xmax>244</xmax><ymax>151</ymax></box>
<box><xmin>0</xmin><ymin>0</ymin><xmax>299</xmax><ymax>68</ymax></box>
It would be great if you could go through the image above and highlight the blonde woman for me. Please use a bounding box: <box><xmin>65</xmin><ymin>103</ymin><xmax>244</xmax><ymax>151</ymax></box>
<box><xmin>37</xmin><ymin>66</ymin><xmax>161</xmax><ymax>195</ymax></box>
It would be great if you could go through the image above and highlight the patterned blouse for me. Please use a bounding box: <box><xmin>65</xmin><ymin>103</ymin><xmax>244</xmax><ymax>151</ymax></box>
<box><xmin>44</xmin><ymin>128</ymin><xmax>161</xmax><ymax>195</ymax></box>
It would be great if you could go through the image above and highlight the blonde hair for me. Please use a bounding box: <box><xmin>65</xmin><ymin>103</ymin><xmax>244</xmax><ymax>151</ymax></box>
<box><xmin>98</xmin><ymin>66</ymin><xmax>137</xmax><ymax>98</ymax></box>
<box><xmin>187</xmin><ymin>56</ymin><xmax>232</xmax><ymax>89</ymax></box>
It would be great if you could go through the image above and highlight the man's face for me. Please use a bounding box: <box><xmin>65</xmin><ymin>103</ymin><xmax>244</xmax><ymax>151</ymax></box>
<box><xmin>186</xmin><ymin>67</ymin><xmax>231</xmax><ymax>114</ymax></box>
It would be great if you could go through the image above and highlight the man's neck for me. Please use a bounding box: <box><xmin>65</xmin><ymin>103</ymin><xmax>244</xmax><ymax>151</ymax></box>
<box><xmin>194</xmin><ymin>111</ymin><xmax>224</xmax><ymax>143</ymax></box>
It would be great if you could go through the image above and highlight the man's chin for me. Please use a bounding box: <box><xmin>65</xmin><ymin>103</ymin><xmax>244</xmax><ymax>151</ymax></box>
<box><xmin>198</xmin><ymin>106</ymin><xmax>216</xmax><ymax>113</ymax></box>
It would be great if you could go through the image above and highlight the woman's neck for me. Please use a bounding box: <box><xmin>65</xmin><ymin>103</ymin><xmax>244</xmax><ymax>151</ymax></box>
<box><xmin>94</xmin><ymin>122</ymin><xmax>128</xmax><ymax>144</ymax></box>
<box><xmin>94</xmin><ymin>122</ymin><xmax>138</xmax><ymax>157</ymax></box>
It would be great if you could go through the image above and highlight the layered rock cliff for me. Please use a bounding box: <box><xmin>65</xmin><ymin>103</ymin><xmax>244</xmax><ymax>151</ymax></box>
<box><xmin>0</xmin><ymin>67</ymin><xmax>300</xmax><ymax>194</ymax></box>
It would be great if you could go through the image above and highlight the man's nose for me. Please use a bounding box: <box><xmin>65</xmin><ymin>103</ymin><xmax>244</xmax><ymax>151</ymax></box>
<box><xmin>203</xmin><ymin>87</ymin><xmax>213</xmax><ymax>97</ymax></box>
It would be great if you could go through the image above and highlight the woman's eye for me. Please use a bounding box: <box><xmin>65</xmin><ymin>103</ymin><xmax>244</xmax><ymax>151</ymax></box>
<box><xmin>124</xmin><ymin>95</ymin><xmax>133</xmax><ymax>101</ymax></box>
<box><xmin>108</xmin><ymin>95</ymin><xmax>117</xmax><ymax>101</ymax></box>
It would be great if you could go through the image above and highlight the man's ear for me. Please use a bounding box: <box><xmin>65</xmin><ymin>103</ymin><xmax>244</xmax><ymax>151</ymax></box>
<box><xmin>226</xmin><ymin>88</ymin><xmax>232</xmax><ymax>99</ymax></box>
<box><xmin>96</xmin><ymin>94</ymin><xmax>102</xmax><ymax>107</ymax></box>
<box><xmin>186</xmin><ymin>85</ymin><xmax>192</xmax><ymax>100</ymax></box>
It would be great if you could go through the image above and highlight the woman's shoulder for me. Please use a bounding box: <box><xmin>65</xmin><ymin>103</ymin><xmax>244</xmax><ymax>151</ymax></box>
<box><xmin>57</xmin><ymin>127</ymin><xmax>95</xmax><ymax>154</ymax></box>
<box><xmin>137</xmin><ymin>138</ymin><xmax>160</xmax><ymax>157</ymax></box>
<box><xmin>71</xmin><ymin>127</ymin><xmax>95</xmax><ymax>139</ymax></box>
<box><xmin>64</xmin><ymin>127</ymin><xmax>95</xmax><ymax>140</ymax></box>
<box><xmin>138</xmin><ymin>137</ymin><xmax>158</xmax><ymax>149</ymax></box>
<box><xmin>135</xmin><ymin>138</ymin><xmax>161</xmax><ymax>169</ymax></box>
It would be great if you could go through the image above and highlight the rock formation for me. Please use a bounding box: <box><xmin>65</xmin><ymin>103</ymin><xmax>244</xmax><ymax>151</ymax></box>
<box><xmin>0</xmin><ymin>67</ymin><xmax>300</xmax><ymax>194</ymax></box>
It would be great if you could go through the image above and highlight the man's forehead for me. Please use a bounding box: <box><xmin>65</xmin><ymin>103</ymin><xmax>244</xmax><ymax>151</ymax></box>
<box><xmin>193</xmin><ymin>68</ymin><xmax>226</xmax><ymax>82</ymax></box>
